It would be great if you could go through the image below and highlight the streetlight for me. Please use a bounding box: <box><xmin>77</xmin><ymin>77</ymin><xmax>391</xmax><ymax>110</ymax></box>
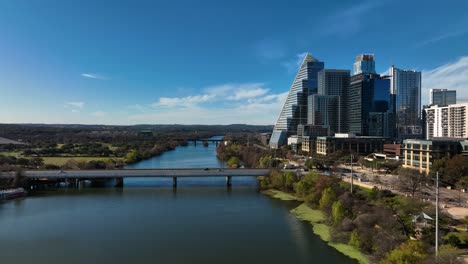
<box><xmin>350</xmin><ymin>154</ymin><xmax>354</xmax><ymax>194</ymax></box>
<box><xmin>435</xmin><ymin>171</ymin><xmax>440</xmax><ymax>259</ymax></box>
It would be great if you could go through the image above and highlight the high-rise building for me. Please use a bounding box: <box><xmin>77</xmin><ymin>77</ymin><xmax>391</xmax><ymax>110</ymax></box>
<box><xmin>308</xmin><ymin>95</ymin><xmax>341</xmax><ymax>134</ymax></box>
<box><xmin>347</xmin><ymin>73</ymin><xmax>394</xmax><ymax>137</ymax></box>
<box><xmin>307</xmin><ymin>69</ymin><xmax>350</xmax><ymax>134</ymax></box>
<box><xmin>389</xmin><ymin>66</ymin><xmax>422</xmax><ymax>139</ymax></box>
<box><xmin>270</xmin><ymin>53</ymin><xmax>324</xmax><ymax>148</ymax></box>
<box><xmin>353</xmin><ymin>54</ymin><xmax>376</xmax><ymax>75</ymax></box>
<box><xmin>425</xmin><ymin>103</ymin><xmax>468</xmax><ymax>139</ymax></box>
<box><xmin>430</xmin><ymin>89</ymin><xmax>456</xmax><ymax>106</ymax></box>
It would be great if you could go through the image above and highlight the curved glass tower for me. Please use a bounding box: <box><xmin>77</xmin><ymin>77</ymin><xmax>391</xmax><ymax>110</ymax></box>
<box><xmin>270</xmin><ymin>53</ymin><xmax>324</xmax><ymax>148</ymax></box>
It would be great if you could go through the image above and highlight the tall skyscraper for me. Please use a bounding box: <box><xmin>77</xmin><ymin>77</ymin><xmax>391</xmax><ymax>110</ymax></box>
<box><xmin>389</xmin><ymin>66</ymin><xmax>422</xmax><ymax>139</ymax></box>
<box><xmin>270</xmin><ymin>53</ymin><xmax>324</xmax><ymax>148</ymax></box>
<box><xmin>430</xmin><ymin>89</ymin><xmax>456</xmax><ymax>105</ymax></box>
<box><xmin>347</xmin><ymin>72</ymin><xmax>394</xmax><ymax>137</ymax></box>
<box><xmin>308</xmin><ymin>69</ymin><xmax>350</xmax><ymax>134</ymax></box>
<box><xmin>353</xmin><ymin>54</ymin><xmax>376</xmax><ymax>75</ymax></box>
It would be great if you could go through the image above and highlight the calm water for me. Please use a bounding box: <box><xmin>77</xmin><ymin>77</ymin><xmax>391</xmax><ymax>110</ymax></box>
<box><xmin>0</xmin><ymin>137</ymin><xmax>354</xmax><ymax>264</ymax></box>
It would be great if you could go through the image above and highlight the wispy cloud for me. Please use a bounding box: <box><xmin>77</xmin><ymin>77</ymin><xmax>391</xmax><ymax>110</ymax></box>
<box><xmin>81</xmin><ymin>73</ymin><xmax>109</xmax><ymax>80</ymax></box>
<box><xmin>152</xmin><ymin>83</ymin><xmax>271</xmax><ymax>108</ymax></box>
<box><xmin>416</xmin><ymin>29</ymin><xmax>468</xmax><ymax>47</ymax></box>
<box><xmin>254</xmin><ymin>39</ymin><xmax>287</xmax><ymax>62</ymax></box>
<box><xmin>91</xmin><ymin>111</ymin><xmax>106</xmax><ymax>117</ymax></box>
<box><xmin>153</xmin><ymin>94</ymin><xmax>216</xmax><ymax>108</ymax></box>
<box><xmin>126</xmin><ymin>82</ymin><xmax>288</xmax><ymax>125</ymax></box>
<box><xmin>282</xmin><ymin>52</ymin><xmax>309</xmax><ymax>73</ymax></box>
<box><xmin>64</xmin><ymin>101</ymin><xmax>85</xmax><ymax>113</ymax></box>
<box><xmin>422</xmin><ymin>56</ymin><xmax>468</xmax><ymax>104</ymax></box>
<box><xmin>318</xmin><ymin>1</ymin><xmax>384</xmax><ymax>38</ymax></box>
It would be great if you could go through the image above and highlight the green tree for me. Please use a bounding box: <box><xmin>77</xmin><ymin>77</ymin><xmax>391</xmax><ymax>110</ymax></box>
<box><xmin>348</xmin><ymin>230</ymin><xmax>361</xmax><ymax>249</ymax></box>
<box><xmin>445</xmin><ymin>155</ymin><xmax>468</xmax><ymax>185</ymax></box>
<box><xmin>319</xmin><ymin>187</ymin><xmax>336</xmax><ymax>210</ymax></box>
<box><xmin>258</xmin><ymin>156</ymin><xmax>274</xmax><ymax>168</ymax></box>
<box><xmin>379</xmin><ymin>240</ymin><xmax>427</xmax><ymax>264</ymax></box>
<box><xmin>227</xmin><ymin>156</ymin><xmax>240</xmax><ymax>168</ymax></box>
<box><xmin>284</xmin><ymin>171</ymin><xmax>296</xmax><ymax>191</ymax></box>
<box><xmin>331</xmin><ymin>200</ymin><xmax>346</xmax><ymax>225</ymax></box>
<box><xmin>125</xmin><ymin>150</ymin><xmax>138</xmax><ymax>164</ymax></box>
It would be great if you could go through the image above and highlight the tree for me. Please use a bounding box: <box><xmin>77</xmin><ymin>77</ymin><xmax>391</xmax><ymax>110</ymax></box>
<box><xmin>348</xmin><ymin>230</ymin><xmax>361</xmax><ymax>249</ymax></box>
<box><xmin>319</xmin><ymin>187</ymin><xmax>336</xmax><ymax>211</ymax></box>
<box><xmin>445</xmin><ymin>155</ymin><xmax>468</xmax><ymax>185</ymax></box>
<box><xmin>227</xmin><ymin>156</ymin><xmax>240</xmax><ymax>168</ymax></box>
<box><xmin>331</xmin><ymin>200</ymin><xmax>346</xmax><ymax>225</ymax></box>
<box><xmin>379</xmin><ymin>240</ymin><xmax>427</xmax><ymax>264</ymax></box>
<box><xmin>396</xmin><ymin>168</ymin><xmax>425</xmax><ymax>196</ymax></box>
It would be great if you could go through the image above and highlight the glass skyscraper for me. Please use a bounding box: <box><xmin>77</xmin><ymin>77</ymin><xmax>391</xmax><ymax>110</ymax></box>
<box><xmin>270</xmin><ymin>53</ymin><xmax>324</xmax><ymax>148</ymax></box>
<box><xmin>353</xmin><ymin>54</ymin><xmax>376</xmax><ymax>75</ymax></box>
<box><xmin>430</xmin><ymin>89</ymin><xmax>456</xmax><ymax>106</ymax></box>
<box><xmin>389</xmin><ymin>66</ymin><xmax>422</xmax><ymax>139</ymax></box>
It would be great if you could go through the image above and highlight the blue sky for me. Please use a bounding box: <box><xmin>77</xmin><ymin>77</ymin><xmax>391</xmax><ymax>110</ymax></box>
<box><xmin>1</xmin><ymin>0</ymin><xmax>468</xmax><ymax>125</ymax></box>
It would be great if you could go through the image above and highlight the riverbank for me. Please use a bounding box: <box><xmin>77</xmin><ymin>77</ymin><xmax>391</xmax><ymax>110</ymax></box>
<box><xmin>262</xmin><ymin>189</ymin><xmax>370</xmax><ymax>264</ymax></box>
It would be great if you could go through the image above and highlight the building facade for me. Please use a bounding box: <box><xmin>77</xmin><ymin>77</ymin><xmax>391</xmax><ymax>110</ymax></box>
<box><xmin>389</xmin><ymin>66</ymin><xmax>422</xmax><ymax>139</ymax></box>
<box><xmin>430</xmin><ymin>89</ymin><xmax>456</xmax><ymax>106</ymax></box>
<box><xmin>270</xmin><ymin>53</ymin><xmax>324</xmax><ymax>148</ymax></box>
<box><xmin>347</xmin><ymin>72</ymin><xmax>394</xmax><ymax>137</ymax></box>
<box><xmin>316</xmin><ymin>133</ymin><xmax>387</xmax><ymax>156</ymax></box>
<box><xmin>353</xmin><ymin>54</ymin><xmax>376</xmax><ymax>75</ymax></box>
<box><xmin>403</xmin><ymin>139</ymin><xmax>463</xmax><ymax>174</ymax></box>
<box><xmin>425</xmin><ymin>103</ymin><xmax>468</xmax><ymax>139</ymax></box>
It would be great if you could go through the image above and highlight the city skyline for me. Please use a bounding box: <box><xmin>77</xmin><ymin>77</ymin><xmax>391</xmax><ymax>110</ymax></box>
<box><xmin>1</xmin><ymin>0</ymin><xmax>468</xmax><ymax>125</ymax></box>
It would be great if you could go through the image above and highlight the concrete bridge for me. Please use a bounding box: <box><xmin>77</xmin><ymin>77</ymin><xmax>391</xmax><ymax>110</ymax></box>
<box><xmin>1</xmin><ymin>168</ymin><xmax>271</xmax><ymax>188</ymax></box>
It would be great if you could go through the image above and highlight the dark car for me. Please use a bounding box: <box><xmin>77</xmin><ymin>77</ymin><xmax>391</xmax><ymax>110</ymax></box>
<box><xmin>204</xmin><ymin>168</ymin><xmax>209</xmax><ymax>171</ymax></box>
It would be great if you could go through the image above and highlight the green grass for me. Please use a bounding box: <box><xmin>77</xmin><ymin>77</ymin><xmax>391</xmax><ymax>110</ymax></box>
<box><xmin>290</xmin><ymin>203</ymin><xmax>326</xmax><ymax>223</ymax></box>
<box><xmin>41</xmin><ymin>157</ymin><xmax>121</xmax><ymax>166</ymax></box>
<box><xmin>290</xmin><ymin>203</ymin><xmax>370</xmax><ymax>264</ymax></box>
<box><xmin>329</xmin><ymin>243</ymin><xmax>370</xmax><ymax>264</ymax></box>
<box><xmin>313</xmin><ymin>223</ymin><xmax>331</xmax><ymax>241</ymax></box>
<box><xmin>262</xmin><ymin>189</ymin><xmax>299</xmax><ymax>201</ymax></box>
<box><xmin>0</xmin><ymin>151</ymin><xmax>22</xmax><ymax>157</ymax></box>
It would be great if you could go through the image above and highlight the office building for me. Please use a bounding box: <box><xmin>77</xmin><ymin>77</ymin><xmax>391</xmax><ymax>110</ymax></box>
<box><xmin>316</xmin><ymin>133</ymin><xmax>387</xmax><ymax>156</ymax></box>
<box><xmin>313</xmin><ymin>69</ymin><xmax>350</xmax><ymax>133</ymax></box>
<box><xmin>389</xmin><ymin>66</ymin><xmax>422</xmax><ymax>139</ymax></box>
<box><xmin>403</xmin><ymin>139</ymin><xmax>463</xmax><ymax>174</ymax></box>
<box><xmin>347</xmin><ymin>72</ymin><xmax>394</xmax><ymax>137</ymax></box>
<box><xmin>270</xmin><ymin>53</ymin><xmax>324</xmax><ymax>148</ymax></box>
<box><xmin>308</xmin><ymin>95</ymin><xmax>341</xmax><ymax>134</ymax></box>
<box><xmin>353</xmin><ymin>54</ymin><xmax>376</xmax><ymax>75</ymax></box>
<box><xmin>425</xmin><ymin>103</ymin><xmax>468</xmax><ymax>139</ymax></box>
<box><xmin>430</xmin><ymin>89</ymin><xmax>456</xmax><ymax>106</ymax></box>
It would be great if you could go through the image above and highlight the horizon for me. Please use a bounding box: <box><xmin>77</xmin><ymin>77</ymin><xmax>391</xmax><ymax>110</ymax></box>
<box><xmin>1</xmin><ymin>0</ymin><xmax>468</xmax><ymax>125</ymax></box>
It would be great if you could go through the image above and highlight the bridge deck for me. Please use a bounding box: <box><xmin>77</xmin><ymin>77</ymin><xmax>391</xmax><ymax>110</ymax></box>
<box><xmin>6</xmin><ymin>168</ymin><xmax>271</xmax><ymax>179</ymax></box>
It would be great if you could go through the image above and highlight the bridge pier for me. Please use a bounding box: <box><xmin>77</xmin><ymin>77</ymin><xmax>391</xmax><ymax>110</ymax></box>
<box><xmin>172</xmin><ymin>176</ymin><xmax>177</xmax><ymax>188</ymax></box>
<box><xmin>226</xmin><ymin>176</ymin><xmax>232</xmax><ymax>187</ymax></box>
<box><xmin>114</xmin><ymin>177</ymin><xmax>124</xmax><ymax>188</ymax></box>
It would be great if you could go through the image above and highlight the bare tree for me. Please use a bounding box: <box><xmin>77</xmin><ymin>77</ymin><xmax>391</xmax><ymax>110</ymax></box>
<box><xmin>397</xmin><ymin>168</ymin><xmax>425</xmax><ymax>197</ymax></box>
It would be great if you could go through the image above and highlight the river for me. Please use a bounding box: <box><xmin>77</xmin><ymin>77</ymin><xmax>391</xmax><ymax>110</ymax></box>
<box><xmin>0</xmin><ymin>136</ymin><xmax>354</xmax><ymax>264</ymax></box>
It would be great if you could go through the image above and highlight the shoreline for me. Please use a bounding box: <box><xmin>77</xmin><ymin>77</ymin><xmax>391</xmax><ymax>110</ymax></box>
<box><xmin>262</xmin><ymin>189</ymin><xmax>370</xmax><ymax>264</ymax></box>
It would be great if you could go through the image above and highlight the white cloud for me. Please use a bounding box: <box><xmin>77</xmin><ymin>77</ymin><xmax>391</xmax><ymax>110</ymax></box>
<box><xmin>64</xmin><ymin>101</ymin><xmax>84</xmax><ymax>111</ymax></box>
<box><xmin>422</xmin><ymin>56</ymin><xmax>468</xmax><ymax>104</ymax></box>
<box><xmin>91</xmin><ymin>111</ymin><xmax>106</xmax><ymax>117</ymax></box>
<box><xmin>152</xmin><ymin>83</ymin><xmax>271</xmax><ymax>108</ymax></box>
<box><xmin>81</xmin><ymin>73</ymin><xmax>109</xmax><ymax>80</ymax></box>
<box><xmin>153</xmin><ymin>94</ymin><xmax>216</xmax><ymax>108</ymax></box>
<box><xmin>129</xmin><ymin>83</ymin><xmax>288</xmax><ymax>125</ymax></box>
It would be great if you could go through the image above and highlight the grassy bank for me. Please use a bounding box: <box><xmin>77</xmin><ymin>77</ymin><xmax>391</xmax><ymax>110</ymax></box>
<box><xmin>261</xmin><ymin>189</ymin><xmax>300</xmax><ymax>201</ymax></box>
<box><xmin>41</xmin><ymin>157</ymin><xmax>122</xmax><ymax>166</ymax></box>
<box><xmin>263</xmin><ymin>190</ymin><xmax>369</xmax><ymax>264</ymax></box>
